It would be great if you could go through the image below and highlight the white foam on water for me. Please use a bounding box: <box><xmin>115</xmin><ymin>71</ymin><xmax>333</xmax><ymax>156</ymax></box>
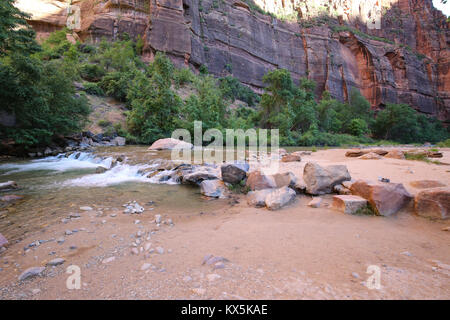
<box><xmin>63</xmin><ymin>163</ymin><xmax>158</xmax><ymax>187</ymax></box>
<box><xmin>0</xmin><ymin>152</ymin><xmax>113</xmax><ymax>174</ymax></box>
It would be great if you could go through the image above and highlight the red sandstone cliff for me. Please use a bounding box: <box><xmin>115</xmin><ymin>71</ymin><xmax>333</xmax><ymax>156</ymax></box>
<box><xmin>16</xmin><ymin>0</ymin><xmax>450</xmax><ymax>123</ymax></box>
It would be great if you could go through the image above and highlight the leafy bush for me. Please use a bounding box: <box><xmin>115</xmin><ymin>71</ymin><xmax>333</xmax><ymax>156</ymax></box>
<box><xmin>174</xmin><ymin>67</ymin><xmax>194</xmax><ymax>87</ymax></box>
<box><xmin>80</xmin><ymin>63</ymin><xmax>106</xmax><ymax>82</ymax></box>
<box><xmin>219</xmin><ymin>76</ymin><xmax>260</xmax><ymax>107</ymax></box>
<box><xmin>83</xmin><ymin>82</ymin><xmax>104</xmax><ymax>96</ymax></box>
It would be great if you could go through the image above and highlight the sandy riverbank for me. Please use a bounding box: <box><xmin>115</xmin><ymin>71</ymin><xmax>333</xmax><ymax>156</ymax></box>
<box><xmin>0</xmin><ymin>148</ymin><xmax>448</xmax><ymax>299</ymax></box>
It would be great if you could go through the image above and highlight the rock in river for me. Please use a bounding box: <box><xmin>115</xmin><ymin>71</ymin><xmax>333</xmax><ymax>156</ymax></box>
<box><xmin>200</xmin><ymin>180</ymin><xmax>227</xmax><ymax>199</ymax></box>
<box><xmin>221</xmin><ymin>162</ymin><xmax>249</xmax><ymax>184</ymax></box>
<box><xmin>148</xmin><ymin>138</ymin><xmax>193</xmax><ymax>151</ymax></box>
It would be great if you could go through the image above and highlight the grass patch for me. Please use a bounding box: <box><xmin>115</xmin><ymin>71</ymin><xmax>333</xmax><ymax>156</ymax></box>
<box><xmin>353</xmin><ymin>205</ymin><xmax>377</xmax><ymax>216</ymax></box>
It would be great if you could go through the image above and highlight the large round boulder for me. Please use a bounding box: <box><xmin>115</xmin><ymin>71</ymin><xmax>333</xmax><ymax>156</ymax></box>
<box><xmin>148</xmin><ymin>138</ymin><xmax>193</xmax><ymax>151</ymax></box>
<box><xmin>303</xmin><ymin>162</ymin><xmax>351</xmax><ymax>195</ymax></box>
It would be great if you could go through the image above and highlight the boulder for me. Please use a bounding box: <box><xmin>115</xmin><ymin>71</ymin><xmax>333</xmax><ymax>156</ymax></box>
<box><xmin>113</xmin><ymin>136</ymin><xmax>126</xmax><ymax>146</ymax></box>
<box><xmin>246</xmin><ymin>171</ymin><xmax>276</xmax><ymax>191</ymax></box>
<box><xmin>414</xmin><ymin>187</ymin><xmax>449</xmax><ymax>219</ymax></box>
<box><xmin>359</xmin><ymin>152</ymin><xmax>382</xmax><ymax>160</ymax></box>
<box><xmin>308</xmin><ymin>197</ymin><xmax>322</xmax><ymax>208</ymax></box>
<box><xmin>332</xmin><ymin>195</ymin><xmax>368</xmax><ymax>214</ymax></box>
<box><xmin>271</xmin><ymin>172</ymin><xmax>297</xmax><ymax>189</ymax></box>
<box><xmin>385</xmin><ymin>150</ymin><xmax>405</xmax><ymax>160</ymax></box>
<box><xmin>0</xmin><ymin>232</ymin><xmax>8</xmax><ymax>248</ymax></box>
<box><xmin>148</xmin><ymin>138</ymin><xmax>193</xmax><ymax>151</ymax></box>
<box><xmin>265</xmin><ymin>187</ymin><xmax>297</xmax><ymax>210</ymax></box>
<box><xmin>281</xmin><ymin>154</ymin><xmax>301</xmax><ymax>162</ymax></box>
<box><xmin>200</xmin><ymin>180</ymin><xmax>227</xmax><ymax>198</ymax></box>
<box><xmin>95</xmin><ymin>166</ymin><xmax>107</xmax><ymax>174</ymax></box>
<box><xmin>0</xmin><ymin>181</ymin><xmax>18</xmax><ymax>191</ymax></box>
<box><xmin>350</xmin><ymin>180</ymin><xmax>413</xmax><ymax>216</ymax></box>
<box><xmin>247</xmin><ymin>189</ymin><xmax>272</xmax><ymax>208</ymax></box>
<box><xmin>221</xmin><ymin>162</ymin><xmax>249</xmax><ymax>184</ymax></box>
<box><xmin>409</xmin><ymin>180</ymin><xmax>446</xmax><ymax>189</ymax></box>
<box><xmin>303</xmin><ymin>162</ymin><xmax>351</xmax><ymax>195</ymax></box>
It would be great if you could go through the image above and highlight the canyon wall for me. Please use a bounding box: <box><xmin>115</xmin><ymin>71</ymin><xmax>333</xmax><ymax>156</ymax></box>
<box><xmin>16</xmin><ymin>0</ymin><xmax>450</xmax><ymax>123</ymax></box>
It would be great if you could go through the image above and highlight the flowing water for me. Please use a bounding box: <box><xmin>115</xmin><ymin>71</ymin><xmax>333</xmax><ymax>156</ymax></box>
<box><xmin>0</xmin><ymin>146</ymin><xmax>233</xmax><ymax>242</ymax></box>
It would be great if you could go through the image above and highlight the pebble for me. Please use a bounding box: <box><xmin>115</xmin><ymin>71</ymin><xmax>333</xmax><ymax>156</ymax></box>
<box><xmin>69</xmin><ymin>246</ymin><xmax>77</xmax><ymax>250</ymax></box>
<box><xmin>18</xmin><ymin>266</ymin><xmax>45</xmax><ymax>281</ymax></box>
<box><xmin>207</xmin><ymin>274</ymin><xmax>221</xmax><ymax>282</ymax></box>
<box><xmin>102</xmin><ymin>257</ymin><xmax>115</xmax><ymax>264</ymax></box>
<box><xmin>65</xmin><ymin>230</ymin><xmax>73</xmax><ymax>236</ymax></box>
<box><xmin>401</xmin><ymin>251</ymin><xmax>413</xmax><ymax>257</ymax></box>
<box><xmin>352</xmin><ymin>272</ymin><xmax>360</xmax><ymax>279</ymax></box>
<box><xmin>144</xmin><ymin>243</ymin><xmax>152</xmax><ymax>251</ymax></box>
<box><xmin>141</xmin><ymin>263</ymin><xmax>152</xmax><ymax>271</ymax></box>
<box><xmin>134</xmin><ymin>220</ymin><xmax>141</xmax><ymax>225</ymax></box>
<box><xmin>31</xmin><ymin>288</ymin><xmax>41</xmax><ymax>295</ymax></box>
<box><xmin>156</xmin><ymin>247</ymin><xmax>164</xmax><ymax>254</ymax></box>
<box><xmin>47</xmin><ymin>258</ymin><xmax>65</xmax><ymax>266</ymax></box>
<box><xmin>155</xmin><ymin>215</ymin><xmax>162</xmax><ymax>224</ymax></box>
<box><xmin>57</xmin><ymin>237</ymin><xmax>65</xmax><ymax>244</ymax></box>
<box><xmin>192</xmin><ymin>288</ymin><xmax>206</xmax><ymax>295</ymax></box>
<box><xmin>69</xmin><ymin>213</ymin><xmax>81</xmax><ymax>219</ymax></box>
<box><xmin>110</xmin><ymin>214</ymin><xmax>117</xmax><ymax>218</ymax></box>
<box><xmin>183</xmin><ymin>276</ymin><xmax>192</xmax><ymax>282</ymax></box>
<box><xmin>213</xmin><ymin>262</ymin><xmax>225</xmax><ymax>270</ymax></box>
<box><xmin>131</xmin><ymin>248</ymin><xmax>139</xmax><ymax>255</ymax></box>
<box><xmin>80</xmin><ymin>206</ymin><xmax>93</xmax><ymax>211</ymax></box>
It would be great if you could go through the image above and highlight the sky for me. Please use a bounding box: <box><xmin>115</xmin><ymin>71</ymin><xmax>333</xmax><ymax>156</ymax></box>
<box><xmin>433</xmin><ymin>0</ymin><xmax>450</xmax><ymax>16</ymax></box>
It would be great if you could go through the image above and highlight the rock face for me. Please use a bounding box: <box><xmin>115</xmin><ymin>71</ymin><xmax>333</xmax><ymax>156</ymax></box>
<box><xmin>303</xmin><ymin>162</ymin><xmax>351</xmax><ymax>195</ymax></box>
<box><xmin>332</xmin><ymin>195</ymin><xmax>368</xmax><ymax>214</ymax></box>
<box><xmin>148</xmin><ymin>138</ymin><xmax>193</xmax><ymax>150</ymax></box>
<box><xmin>350</xmin><ymin>180</ymin><xmax>413</xmax><ymax>216</ymax></box>
<box><xmin>414</xmin><ymin>187</ymin><xmax>450</xmax><ymax>219</ymax></box>
<box><xmin>221</xmin><ymin>162</ymin><xmax>249</xmax><ymax>184</ymax></box>
<box><xmin>17</xmin><ymin>0</ymin><xmax>450</xmax><ymax>124</ymax></box>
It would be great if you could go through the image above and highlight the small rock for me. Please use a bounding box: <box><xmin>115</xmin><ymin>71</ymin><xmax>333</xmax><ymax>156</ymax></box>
<box><xmin>308</xmin><ymin>197</ymin><xmax>322</xmax><ymax>208</ymax></box>
<box><xmin>183</xmin><ymin>275</ymin><xmax>192</xmax><ymax>282</ymax></box>
<box><xmin>56</xmin><ymin>237</ymin><xmax>65</xmax><ymax>244</ymax></box>
<box><xmin>213</xmin><ymin>262</ymin><xmax>225</xmax><ymax>270</ymax></box>
<box><xmin>18</xmin><ymin>267</ymin><xmax>45</xmax><ymax>281</ymax></box>
<box><xmin>156</xmin><ymin>247</ymin><xmax>164</xmax><ymax>254</ymax></box>
<box><xmin>102</xmin><ymin>257</ymin><xmax>116</xmax><ymax>264</ymax></box>
<box><xmin>442</xmin><ymin>226</ymin><xmax>450</xmax><ymax>232</ymax></box>
<box><xmin>65</xmin><ymin>230</ymin><xmax>73</xmax><ymax>236</ymax></box>
<box><xmin>134</xmin><ymin>220</ymin><xmax>141</xmax><ymax>224</ymax></box>
<box><xmin>352</xmin><ymin>272</ymin><xmax>360</xmax><ymax>279</ymax></box>
<box><xmin>80</xmin><ymin>206</ymin><xmax>93</xmax><ymax>211</ymax></box>
<box><xmin>47</xmin><ymin>258</ymin><xmax>65</xmax><ymax>266</ymax></box>
<box><xmin>207</xmin><ymin>273</ymin><xmax>221</xmax><ymax>282</ymax></box>
<box><xmin>401</xmin><ymin>251</ymin><xmax>413</xmax><ymax>257</ymax></box>
<box><xmin>131</xmin><ymin>248</ymin><xmax>139</xmax><ymax>255</ymax></box>
<box><xmin>31</xmin><ymin>288</ymin><xmax>41</xmax><ymax>295</ymax></box>
<box><xmin>141</xmin><ymin>263</ymin><xmax>152</xmax><ymax>271</ymax></box>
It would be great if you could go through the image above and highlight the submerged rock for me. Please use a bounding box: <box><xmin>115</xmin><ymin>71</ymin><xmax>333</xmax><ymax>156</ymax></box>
<box><xmin>200</xmin><ymin>180</ymin><xmax>227</xmax><ymax>199</ymax></box>
<box><xmin>221</xmin><ymin>162</ymin><xmax>249</xmax><ymax>184</ymax></box>
<box><xmin>414</xmin><ymin>187</ymin><xmax>449</xmax><ymax>220</ymax></box>
<box><xmin>0</xmin><ymin>181</ymin><xmax>18</xmax><ymax>191</ymax></box>
<box><xmin>148</xmin><ymin>138</ymin><xmax>193</xmax><ymax>151</ymax></box>
<box><xmin>350</xmin><ymin>180</ymin><xmax>412</xmax><ymax>216</ymax></box>
<box><xmin>303</xmin><ymin>162</ymin><xmax>351</xmax><ymax>195</ymax></box>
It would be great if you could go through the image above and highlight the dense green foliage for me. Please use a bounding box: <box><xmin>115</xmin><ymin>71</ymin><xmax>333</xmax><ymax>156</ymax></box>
<box><xmin>1</xmin><ymin>0</ymin><xmax>447</xmax><ymax>151</ymax></box>
<box><xmin>0</xmin><ymin>2</ymin><xmax>89</xmax><ymax>150</ymax></box>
